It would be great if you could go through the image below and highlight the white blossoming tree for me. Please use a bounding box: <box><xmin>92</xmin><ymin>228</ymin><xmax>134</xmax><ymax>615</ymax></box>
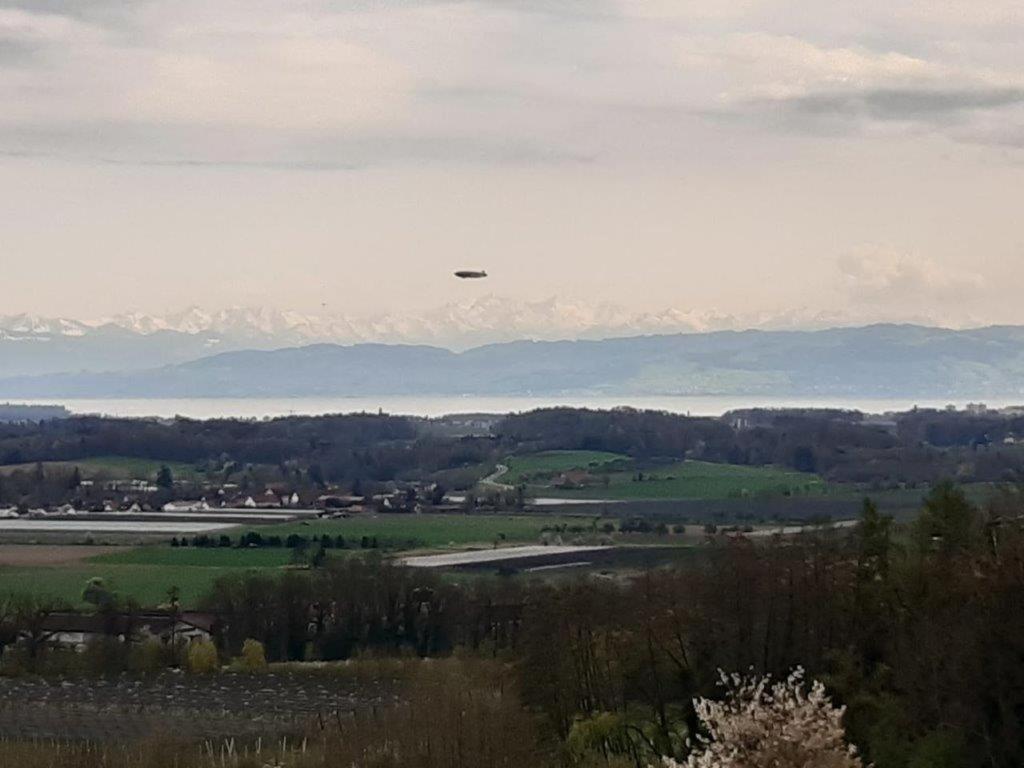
<box><xmin>665</xmin><ymin>668</ymin><xmax>864</xmax><ymax>768</ymax></box>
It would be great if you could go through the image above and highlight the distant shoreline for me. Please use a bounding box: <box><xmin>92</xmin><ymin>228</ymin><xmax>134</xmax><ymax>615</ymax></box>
<box><xmin>4</xmin><ymin>395</ymin><xmax>1019</xmax><ymax>420</ymax></box>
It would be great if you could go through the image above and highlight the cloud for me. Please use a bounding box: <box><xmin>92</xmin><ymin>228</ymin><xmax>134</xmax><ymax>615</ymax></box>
<box><xmin>676</xmin><ymin>33</ymin><xmax>947</xmax><ymax>100</ymax></box>
<box><xmin>0</xmin><ymin>7</ymin><xmax>104</xmax><ymax>42</ymax></box>
<box><xmin>3</xmin><ymin>0</ymin><xmax>1024</xmax><ymax>168</ymax></box>
<box><xmin>672</xmin><ymin>32</ymin><xmax>1024</xmax><ymax>144</ymax></box>
<box><xmin>0</xmin><ymin>1</ymin><xmax>614</xmax><ymax>166</ymax></box>
<box><xmin>749</xmin><ymin>86</ymin><xmax>1024</xmax><ymax>138</ymax></box>
<box><xmin>837</xmin><ymin>248</ymin><xmax>985</xmax><ymax>309</ymax></box>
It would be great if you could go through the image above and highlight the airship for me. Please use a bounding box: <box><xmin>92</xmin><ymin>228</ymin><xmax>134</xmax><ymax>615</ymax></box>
<box><xmin>454</xmin><ymin>270</ymin><xmax>488</xmax><ymax>279</ymax></box>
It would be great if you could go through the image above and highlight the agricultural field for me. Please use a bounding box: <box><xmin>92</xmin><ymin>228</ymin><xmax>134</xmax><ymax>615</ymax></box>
<box><xmin>0</xmin><ymin>514</ymin><xmax>612</xmax><ymax>607</ymax></box>
<box><xmin>250</xmin><ymin>513</ymin><xmax>596</xmax><ymax>550</ymax></box>
<box><xmin>0</xmin><ymin>544</ymin><xmax>120</xmax><ymax>566</ymax></box>
<box><xmin>0</xmin><ymin>670</ymin><xmax>398</xmax><ymax>742</ymax></box>
<box><xmin>502</xmin><ymin>450</ymin><xmax>630</xmax><ymax>485</ymax></box>
<box><xmin>91</xmin><ymin>547</ymin><xmax>296</xmax><ymax>568</ymax></box>
<box><xmin>0</xmin><ymin>563</ymin><xmax>239</xmax><ymax>607</ymax></box>
<box><xmin>504</xmin><ymin>451</ymin><xmax>827</xmax><ymax>500</ymax></box>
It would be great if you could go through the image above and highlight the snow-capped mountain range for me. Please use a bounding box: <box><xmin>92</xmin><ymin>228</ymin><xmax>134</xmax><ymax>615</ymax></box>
<box><xmin>2</xmin><ymin>296</ymin><xmax>856</xmax><ymax>344</ymax></box>
<box><xmin>106</xmin><ymin>300</ymin><xmax>735</xmax><ymax>345</ymax></box>
<box><xmin>0</xmin><ymin>296</ymin><xmax>941</xmax><ymax>379</ymax></box>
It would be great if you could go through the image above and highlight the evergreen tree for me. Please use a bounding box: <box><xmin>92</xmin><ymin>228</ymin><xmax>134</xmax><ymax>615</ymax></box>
<box><xmin>156</xmin><ymin>464</ymin><xmax>174</xmax><ymax>489</ymax></box>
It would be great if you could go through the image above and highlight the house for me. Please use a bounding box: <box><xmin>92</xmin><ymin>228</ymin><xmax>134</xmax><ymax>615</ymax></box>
<box><xmin>255</xmin><ymin>490</ymin><xmax>284</xmax><ymax>509</ymax></box>
<box><xmin>163</xmin><ymin>500</ymin><xmax>211</xmax><ymax>512</ymax></box>
<box><xmin>554</xmin><ymin>470</ymin><xmax>591</xmax><ymax>489</ymax></box>
<box><xmin>25</xmin><ymin>610</ymin><xmax>219</xmax><ymax>652</ymax></box>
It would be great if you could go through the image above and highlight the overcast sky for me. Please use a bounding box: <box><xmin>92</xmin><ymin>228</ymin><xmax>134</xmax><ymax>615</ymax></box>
<box><xmin>1</xmin><ymin>0</ymin><xmax>1022</xmax><ymax>330</ymax></box>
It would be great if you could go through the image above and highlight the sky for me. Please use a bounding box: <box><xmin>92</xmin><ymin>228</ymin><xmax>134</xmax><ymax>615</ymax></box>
<box><xmin>1</xmin><ymin>0</ymin><xmax>1022</xmax><ymax>332</ymax></box>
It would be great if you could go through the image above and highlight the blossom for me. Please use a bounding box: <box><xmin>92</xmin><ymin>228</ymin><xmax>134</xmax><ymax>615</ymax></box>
<box><xmin>666</xmin><ymin>668</ymin><xmax>864</xmax><ymax>768</ymax></box>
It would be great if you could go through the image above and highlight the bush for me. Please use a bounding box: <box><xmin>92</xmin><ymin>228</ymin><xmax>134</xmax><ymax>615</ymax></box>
<box><xmin>81</xmin><ymin>636</ymin><xmax>129</xmax><ymax>674</ymax></box>
<box><xmin>237</xmin><ymin>638</ymin><xmax>268</xmax><ymax>673</ymax></box>
<box><xmin>129</xmin><ymin>638</ymin><xmax>173</xmax><ymax>675</ymax></box>
<box><xmin>186</xmin><ymin>638</ymin><xmax>219</xmax><ymax>674</ymax></box>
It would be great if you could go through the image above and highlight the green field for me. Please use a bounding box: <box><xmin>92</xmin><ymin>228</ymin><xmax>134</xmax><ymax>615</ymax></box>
<box><xmin>504</xmin><ymin>452</ymin><xmax>826</xmax><ymax>500</ymax></box>
<box><xmin>503</xmin><ymin>450</ymin><xmax>629</xmax><ymax>485</ymax></box>
<box><xmin>0</xmin><ymin>455</ymin><xmax>199</xmax><ymax>481</ymax></box>
<box><xmin>0</xmin><ymin>514</ymin><xmax>608</xmax><ymax>607</ymax></box>
<box><xmin>0</xmin><ymin>564</ymin><xmax>242</xmax><ymax>608</ymax></box>
<box><xmin>90</xmin><ymin>547</ymin><xmax>296</xmax><ymax>568</ymax></box>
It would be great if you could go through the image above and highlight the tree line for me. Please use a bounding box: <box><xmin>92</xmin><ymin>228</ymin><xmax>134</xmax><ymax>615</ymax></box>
<box><xmin>6</xmin><ymin>407</ymin><xmax>1024</xmax><ymax>507</ymax></box>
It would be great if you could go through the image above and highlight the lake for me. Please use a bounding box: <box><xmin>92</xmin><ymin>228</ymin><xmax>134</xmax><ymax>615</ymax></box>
<box><xmin>7</xmin><ymin>395</ymin><xmax>1011</xmax><ymax>419</ymax></box>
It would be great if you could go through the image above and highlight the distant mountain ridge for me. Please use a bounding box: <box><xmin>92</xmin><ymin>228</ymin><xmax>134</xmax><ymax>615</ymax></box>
<box><xmin>0</xmin><ymin>300</ymin><xmax>722</xmax><ymax>376</ymax></box>
<box><xmin>0</xmin><ymin>299</ymin><xmax>871</xmax><ymax>378</ymax></box>
<box><xmin>2</xmin><ymin>324</ymin><xmax>1024</xmax><ymax>399</ymax></box>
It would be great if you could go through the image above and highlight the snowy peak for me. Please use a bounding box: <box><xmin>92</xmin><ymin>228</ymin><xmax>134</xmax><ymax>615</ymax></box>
<box><xmin>0</xmin><ymin>296</ymin><xmax>887</xmax><ymax>355</ymax></box>
<box><xmin>3</xmin><ymin>298</ymin><xmax>739</xmax><ymax>349</ymax></box>
<box><xmin>0</xmin><ymin>314</ymin><xmax>90</xmax><ymax>338</ymax></box>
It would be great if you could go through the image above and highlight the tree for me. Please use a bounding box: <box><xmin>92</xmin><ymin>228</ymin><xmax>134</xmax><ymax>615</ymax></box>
<box><xmin>308</xmin><ymin>463</ymin><xmax>326</xmax><ymax>489</ymax></box>
<box><xmin>855</xmin><ymin>497</ymin><xmax>892</xmax><ymax>580</ymax></box>
<box><xmin>82</xmin><ymin>577</ymin><xmax>118</xmax><ymax>610</ymax></box>
<box><xmin>916</xmin><ymin>480</ymin><xmax>978</xmax><ymax>555</ymax></box>
<box><xmin>430</xmin><ymin>483</ymin><xmax>447</xmax><ymax>505</ymax></box>
<box><xmin>156</xmin><ymin>464</ymin><xmax>174</xmax><ymax>489</ymax></box>
<box><xmin>12</xmin><ymin>596</ymin><xmax>64</xmax><ymax>667</ymax></box>
<box><xmin>673</xmin><ymin>668</ymin><xmax>863</xmax><ymax>768</ymax></box>
<box><xmin>165</xmin><ymin>585</ymin><xmax>181</xmax><ymax>610</ymax></box>
<box><xmin>309</xmin><ymin>542</ymin><xmax>327</xmax><ymax>568</ymax></box>
<box><xmin>792</xmin><ymin>445</ymin><xmax>818</xmax><ymax>473</ymax></box>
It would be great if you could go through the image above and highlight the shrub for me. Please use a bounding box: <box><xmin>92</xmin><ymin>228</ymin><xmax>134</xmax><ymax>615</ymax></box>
<box><xmin>237</xmin><ymin>638</ymin><xmax>268</xmax><ymax>673</ymax></box>
<box><xmin>129</xmin><ymin>638</ymin><xmax>172</xmax><ymax>675</ymax></box>
<box><xmin>186</xmin><ymin>638</ymin><xmax>219</xmax><ymax>674</ymax></box>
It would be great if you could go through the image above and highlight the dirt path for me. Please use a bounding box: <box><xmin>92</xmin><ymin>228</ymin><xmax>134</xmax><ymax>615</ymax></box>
<box><xmin>0</xmin><ymin>544</ymin><xmax>121</xmax><ymax>566</ymax></box>
<box><xmin>480</xmin><ymin>463</ymin><xmax>512</xmax><ymax>489</ymax></box>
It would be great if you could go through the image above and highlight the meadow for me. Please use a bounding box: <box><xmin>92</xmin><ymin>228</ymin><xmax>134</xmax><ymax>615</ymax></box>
<box><xmin>504</xmin><ymin>451</ymin><xmax>827</xmax><ymax>500</ymax></box>
<box><xmin>502</xmin><ymin>450</ymin><xmax>630</xmax><ymax>484</ymax></box>
<box><xmin>0</xmin><ymin>563</ymin><xmax>237</xmax><ymax>607</ymax></box>
<box><xmin>91</xmin><ymin>547</ymin><xmax>296</xmax><ymax>567</ymax></box>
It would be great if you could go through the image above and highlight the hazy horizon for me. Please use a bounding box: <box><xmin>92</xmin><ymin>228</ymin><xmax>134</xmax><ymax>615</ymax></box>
<box><xmin>1</xmin><ymin>295</ymin><xmax>1020</xmax><ymax>352</ymax></box>
<box><xmin>2</xmin><ymin>0</ymin><xmax>1023</xmax><ymax>330</ymax></box>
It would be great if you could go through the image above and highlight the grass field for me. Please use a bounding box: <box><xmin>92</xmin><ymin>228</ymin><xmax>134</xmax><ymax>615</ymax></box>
<box><xmin>503</xmin><ymin>451</ymin><xmax>629</xmax><ymax>485</ymax></box>
<box><xmin>0</xmin><ymin>455</ymin><xmax>199</xmax><ymax>481</ymax></box>
<box><xmin>90</xmin><ymin>547</ymin><xmax>295</xmax><ymax>568</ymax></box>
<box><xmin>0</xmin><ymin>563</ymin><xmax>241</xmax><ymax>607</ymax></box>
<box><xmin>503</xmin><ymin>452</ymin><xmax>827</xmax><ymax>500</ymax></box>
